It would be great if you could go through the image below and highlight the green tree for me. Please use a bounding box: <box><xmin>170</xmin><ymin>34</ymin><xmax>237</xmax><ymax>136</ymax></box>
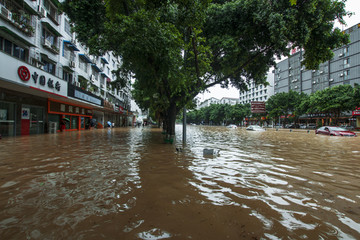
<box><xmin>266</xmin><ymin>90</ymin><xmax>307</xmax><ymax>126</ymax></box>
<box><xmin>308</xmin><ymin>84</ymin><xmax>355</xmax><ymax>125</ymax></box>
<box><xmin>353</xmin><ymin>83</ymin><xmax>360</xmax><ymax>107</ymax></box>
<box><xmin>62</xmin><ymin>0</ymin><xmax>349</xmax><ymax>135</ymax></box>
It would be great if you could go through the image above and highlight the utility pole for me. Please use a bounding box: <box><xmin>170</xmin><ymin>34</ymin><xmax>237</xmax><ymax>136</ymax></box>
<box><xmin>183</xmin><ymin>107</ymin><xmax>186</xmax><ymax>144</ymax></box>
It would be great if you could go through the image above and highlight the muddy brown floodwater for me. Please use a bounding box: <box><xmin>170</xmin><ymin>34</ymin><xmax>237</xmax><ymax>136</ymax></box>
<box><xmin>0</xmin><ymin>125</ymin><xmax>360</xmax><ymax>239</ymax></box>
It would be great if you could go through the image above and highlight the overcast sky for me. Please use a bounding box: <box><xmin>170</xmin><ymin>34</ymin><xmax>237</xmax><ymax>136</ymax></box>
<box><xmin>197</xmin><ymin>0</ymin><xmax>360</xmax><ymax>102</ymax></box>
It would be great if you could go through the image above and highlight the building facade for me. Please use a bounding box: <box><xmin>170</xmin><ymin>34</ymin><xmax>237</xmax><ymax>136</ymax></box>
<box><xmin>0</xmin><ymin>0</ymin><xmax>134</xmax><ymax>137</ymax></box>
<box><xmin>239</xmin><ymin>72</ymin><xmax>274</xmax><ymax>105</ymax></box>
<box><xmin>274</xmin><ymin>23</ymin><xmax>360</xmax><ymax>127</ymax></box>
<box><xmin>197</xmin><ymin>97</ymin><xmax>219</xmax><ymax>109</ymax></box>
<box><xmin>197</xmin><ymin>97</ymin><xmax>240</xmax><ymax>110</ymax></box>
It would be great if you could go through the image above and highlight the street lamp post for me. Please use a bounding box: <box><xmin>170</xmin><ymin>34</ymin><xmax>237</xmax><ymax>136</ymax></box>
<box><xmin>183</xmin><ymin>107</ymin><xmax>186</xmax><ymax>144</ymax></box>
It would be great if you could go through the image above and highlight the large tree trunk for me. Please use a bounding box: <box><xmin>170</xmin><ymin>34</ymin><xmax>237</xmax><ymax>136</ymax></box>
<box><xmin>165</xmin><ymin>101</ymin><xmax>177</xmax><ymax>136</ymax></box>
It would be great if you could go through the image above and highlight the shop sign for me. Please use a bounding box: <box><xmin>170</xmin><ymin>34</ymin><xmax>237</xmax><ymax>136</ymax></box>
<box><xmin>251</xmin><ymin>101</ymin><xmax>266</xmax><ymax>113</ymax></box>
<box><xmin>115</xmin><ymin>105</ymin><xmax>124</xmax><ymax>113</ymax></box>
<box><xmin>21</xmin><ymin>108</ymin><xmax>30</xmax><ymax>119</ymax></box>
<box><xmin>353</xmin><ymin>107</ymin><xmax>360</xmax><ymax>116</ymax></box>
<box><xmin>49</xmin><ymin>100</ymin><xmax>92</xmax><ymax>117</ymax></box>
<box><xmin>104</xmin><ymin>100</ymin><xmax>114</xmax><ymax>111</ymax></box>
<box><xmin>18</xmin><ymin>66</ymin><xmax>62</xmax><ymax>92</ymax></box>
<box><xmin>74</xmin><ymin>90</ymin><xmax>102</xmax><ymax>106</ymax></box>
<box><xmin>280</xmin><ymin>114</ymin><xmax>295</xmax><ymax>118</ymax></box>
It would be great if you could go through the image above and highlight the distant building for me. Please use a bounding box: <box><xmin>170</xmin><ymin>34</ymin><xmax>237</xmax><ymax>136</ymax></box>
<box><xmin>197</xmin><ymin>97</ymin><xmax>219</xmax><ymax>109</ymax></box>
<box><xmin>219</xmin><ymin>97</ymin><xmax>240</xmax><ymax>105</ymax></box>
<box><xmin>239</xmin><ymin>71</ymin><xmax>275</xmax><ymax>104</ymax></box>
<box><xmin>274</xmin><ymin>23</ymin><xmax>360</xmax><ymax>127</ymax></box>
<box><xmin>274</xmin><ymin>23</ymin><xmax>360</xmax><ymax>95</ymax></box>
<box><xmin>197</xmin><ymin>96</ymin><xmax>241</xmax><ymax>109</ymax></box>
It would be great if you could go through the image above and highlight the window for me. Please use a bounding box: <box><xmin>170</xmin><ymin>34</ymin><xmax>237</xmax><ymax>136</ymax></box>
<box><xmin>42</xmin><ymin>28</ymin><xmax>57</xmax><ymax>46</ymax></box>
<box><xmin>4</xmin><ymin>39</ymin><xmax>12</xmax><ymax>54</ymax></box>
<box><xmin>43</xmin><ymin>60</ymin><xmax>56</xmax><ymax>75</ymax></box>
<box><xmin>13</xmin><ymin>44</ymin><xmax>25</xmax><ymax>61</ymax></box>
<box><xmin>44</xmin><ymin>0</ymin><xmax>59</xmax><ymax>24</ymax></box>
<box><xmin>1</xmin><ymin>38</ymin><xmax>27</xmax><ymax>61</ymax></box>
<box><xmin>79</xmin><ymin>58</ymin><xmax>88</xmax><ymax>73</ymax></box>
<box><xmin>64</xmin><ymin>19</ymin><xmax>71</xmax><ymax>36</ymax></box>
<box><xmin>63</xmin><ymin>71</ymin><xmax>73</xmax><ymax>83</ymax></box>
<box><xmin>344</xmin><ymin>58</ymin><xmax>350</xmax><ymax>66</ymax></box>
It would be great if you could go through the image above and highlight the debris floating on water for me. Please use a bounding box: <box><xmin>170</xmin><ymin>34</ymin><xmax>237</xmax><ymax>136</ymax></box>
<box><xmin>203</xmin><ymin>149</ymin><xmax>220</xmax><ymax>156</ymax></box>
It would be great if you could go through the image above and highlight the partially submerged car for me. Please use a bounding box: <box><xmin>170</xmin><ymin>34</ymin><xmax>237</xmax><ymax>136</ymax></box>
<box><xmin>315</xmin><ymin>126</ymin><xmax>357</xmax><ymax>137</ymax></box>
<box><xmin>246</xmin><ymin>125</ymin><xmax>265</xmax><ymax>131</ymax></box>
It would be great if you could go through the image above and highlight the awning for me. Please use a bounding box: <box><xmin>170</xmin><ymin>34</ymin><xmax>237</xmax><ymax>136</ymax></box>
<box><xmin>101</xmin><ymin>57</ymin><xmax>109</xmax><ymax>64</ymax></box>
<box><xmin>101</xmin><ymin>72</ymin><xmax>110</xmax><ymax>79</ymax></box>
<box><xmin>22</xmin><ymin>1</ymin><xmax>38</xmax><ymax>15</ymax></box>
<box><xmin>78</xmin><ymin>74</ymin><xmax>88</xmax><ymax>82</ymax></box>
<box><xmin>63</xmin><ymin>40</ymin><xmax>80</xmax><ymax>51</ymax></box>
<box><xmin>79</xmin><ymin>54</ymin><xmax>92</xmax><ymax>63</ymax></box>
<box><xmin>0</xmin><ymin>26</ymin><xmax>36</xmax><ymax>47</ymax></box>
<box><xmin>49</xmin><ymin>0</ymin><xmax>61</xmax><ymax>8</ymax></box>
<box><xmin>91</xmin><ymin>64</ymin><xmax>102</xmax><ymax>72</ymax></box>
<box><xmin>40</xmin><ymin>53</ymin><xmax>57</xmax><ymax>63</ymax></box>
<box><xmin>41</xmin><ymin>22</ymin><xmax>62</xmax><ymax>37</ymax></box>
<box><xmin>63</xmin><ymin>65</ymin><xmax>74</xmax><ymax>72</ymax></box>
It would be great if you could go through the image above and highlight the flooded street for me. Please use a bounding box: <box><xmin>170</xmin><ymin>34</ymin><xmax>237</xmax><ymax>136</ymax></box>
<box><xmin>1</xmin><ymin>125</ymin><xmax>360</xmax><ymax>239</ymax></box>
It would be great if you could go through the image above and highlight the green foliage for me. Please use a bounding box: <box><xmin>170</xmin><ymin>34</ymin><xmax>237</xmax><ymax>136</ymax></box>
<box><xmin>307</xmin><ymin>84</ymin><xmax>355</xmax><ymax>123</ymax></box>
<box><xmin>266</xmin><ymin>90</ymin><xmax>307</xmax><ymax>122</ymax></box>
<box><xmin>186</xmin><ymin>103</ymin><xmax>251</xmax><ymax>125</ymax></box>
<box><xmin>62</xmin><ymin>0</ymin><xmax>350</xmax><ymax>134</ymax></box>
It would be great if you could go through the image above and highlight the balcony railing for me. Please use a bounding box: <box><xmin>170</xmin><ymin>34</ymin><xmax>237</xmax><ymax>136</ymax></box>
<box><xmin>41</xmin><ymin>37</ymin><xmax>60</xmax><ymax>54</ymax></box>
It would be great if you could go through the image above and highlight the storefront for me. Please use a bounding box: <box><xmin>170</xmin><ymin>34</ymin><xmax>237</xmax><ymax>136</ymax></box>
<box><xmin>0</xmin><ymin>99</ymin><xmax>16</xmax><ymax>137</ymax></box>
<box><xmin>48</xmin><ymin>98</ymin><xmax>93</xmax><ymax>132</ymax></box>
<box><xmin>0</xmin><ymin>88</ymin><xmax>47</xmax><ymax>136</ymax></box>
<box><xmin>0</xmin><ymin>52</ymin><xmax>68</xmax><ymax>136</ymax></box>
<box><xmin>353</xmin><ymin>107</ymin><xmax>360</xmax><ymax>129</ymax></box>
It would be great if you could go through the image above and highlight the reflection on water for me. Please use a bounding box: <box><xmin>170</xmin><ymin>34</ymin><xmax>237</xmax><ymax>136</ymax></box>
<box><xmin>0</xmin><ymin>126</ymin><xmax>359</xmax><ymax>239</ymax></box>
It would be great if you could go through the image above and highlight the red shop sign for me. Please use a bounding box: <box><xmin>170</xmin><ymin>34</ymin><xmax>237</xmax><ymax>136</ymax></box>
<box><xmin>18</xmin><ymin>66</ymin><xmax>30</xmax><ymax>81</ymax></box>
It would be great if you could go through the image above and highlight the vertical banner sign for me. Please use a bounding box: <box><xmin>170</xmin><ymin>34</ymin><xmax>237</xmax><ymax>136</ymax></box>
<box><xmin>21</xmin><ymin>107</ymin><xmax>30</xmax><ymax>135</ymax></box>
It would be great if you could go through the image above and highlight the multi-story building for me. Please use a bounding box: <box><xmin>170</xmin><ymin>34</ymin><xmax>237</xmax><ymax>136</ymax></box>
<box><xmin>239</xmin><ymin>72</ymin><xmax>274</xmax><ymax>105</ymax></box>
<box><xmin>197</xmin><ymin>97</ymin><xmax>219</xmax><ymax>109</ymax></box>
<box><xmin>0</xmin><ymin>0</ymin><xmax>134</xmax><ymax>137</ymax></box>
<box><xmin>197</xmin><ymin>97</ymin><xmax>240</xmax><ymax>110</ymax></box>
<box><xmin>219</xmin><ymin>97</ymin><xmax>239</xmax><ymax>105</ymax></box>
<box><xmin>274</xmin><ymin>23</ymin><xmax>360</xmax><ymax>127</ymax></box>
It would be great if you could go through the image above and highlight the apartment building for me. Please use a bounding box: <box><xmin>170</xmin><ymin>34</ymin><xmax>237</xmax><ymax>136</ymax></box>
<box><xmin>274</xmin><ymin>23</ymin><xmax>360</xmax><ymax>127</ymax></box>
<box><xmin>0</xmin><ymin>0</ymin><xmax>134</xmax><ymax>137</ymax></box>
<box><xmin>239</xmin><ymin>72</ymin><xmax>275</xmax><ymax>105</ymax></box>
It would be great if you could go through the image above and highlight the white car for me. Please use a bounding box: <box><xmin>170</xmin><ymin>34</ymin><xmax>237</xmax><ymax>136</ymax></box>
<box><xmin>227</xmin><ymin>124</ymin><xmax>237</xmax><ymax>129</ymax></box>
<box><xmin>246</xmin><ymin>125</ymin><xmax>265</xmax><ymax>131</ymax></box>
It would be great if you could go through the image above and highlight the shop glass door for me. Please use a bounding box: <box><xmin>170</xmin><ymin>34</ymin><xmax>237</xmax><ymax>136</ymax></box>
<box><xmin>0</xmin><ymin>101</ymin><xmax>15</xmax><ymax>137</ymax></box>
<box><xmin>29</xmin><ymin>106</ymin><xmax>45</xmax><ymax>135</ymax></box>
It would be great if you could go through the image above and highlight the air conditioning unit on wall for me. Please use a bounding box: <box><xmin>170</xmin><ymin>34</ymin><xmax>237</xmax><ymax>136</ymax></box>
<box><xmin>38</xmin><ymin>6</ymin><xmax>47</xmax><ymax>18</ymax></box>
<box><xmin>44</xmin><ymin>39</ymin><xmax>51</xmax><ymax>48</ymax></box>
<box><xmin>0</xmin><ymin>5</ymin><xmax>11</xmax><ymax>20</ymax></box>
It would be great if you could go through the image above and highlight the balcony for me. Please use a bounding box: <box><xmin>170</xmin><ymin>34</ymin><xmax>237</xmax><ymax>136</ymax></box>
<box><xmin>42</xmin><ymin>37</ymin><xmax>60</xmax><ymax>54</ymax></box>
<box><xmin>0</xmin><ymin>6</ymin><xmax>35</xmax><ymax>37</ymax></box>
